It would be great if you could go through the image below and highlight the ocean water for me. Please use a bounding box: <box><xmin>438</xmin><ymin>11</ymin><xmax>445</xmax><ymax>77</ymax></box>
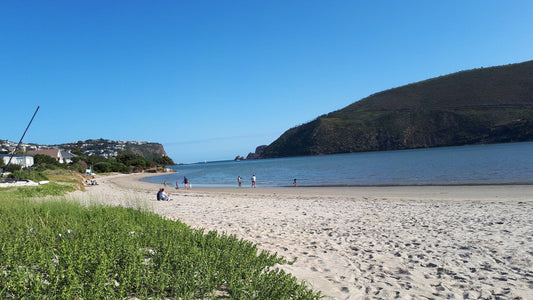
<box><xmin>142</xmin><ymin>142</ymin><xmax>533</xmax><ymax>187</ymax></box>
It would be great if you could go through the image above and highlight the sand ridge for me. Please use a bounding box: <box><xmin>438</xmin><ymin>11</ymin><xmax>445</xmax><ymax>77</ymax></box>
<box><xmin>67</xmin><ymin>173</ymin><xmax>533</xmax><ymax>299</ymax></box>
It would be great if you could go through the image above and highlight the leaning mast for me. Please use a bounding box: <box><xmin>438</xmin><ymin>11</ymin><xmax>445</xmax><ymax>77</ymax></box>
<box><xmin>5</xmin><ymin>105</ymin><xmax>40</xmax><ymax>169</ymax></box>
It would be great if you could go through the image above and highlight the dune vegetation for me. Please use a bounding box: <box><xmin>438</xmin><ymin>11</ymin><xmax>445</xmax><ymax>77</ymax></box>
<box><xmin>0</xmin><ymin>183</ymin><xmax>321</xmax><ymax>299</ymax></box>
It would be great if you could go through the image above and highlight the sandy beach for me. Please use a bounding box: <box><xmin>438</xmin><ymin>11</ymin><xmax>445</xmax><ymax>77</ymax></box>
<box><xmin>67</xmin><ymin>173</ymin><xmax>533</xmax><ymax>299</ymax></box>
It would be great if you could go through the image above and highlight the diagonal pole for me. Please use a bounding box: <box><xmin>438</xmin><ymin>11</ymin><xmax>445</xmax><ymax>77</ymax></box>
<box><xmin>5</xmin><ymin>106</ymin><xmax>40</xmax><ymax>169</ymax></box>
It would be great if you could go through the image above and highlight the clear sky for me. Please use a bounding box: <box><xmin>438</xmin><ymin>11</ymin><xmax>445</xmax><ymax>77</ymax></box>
<box><xmin>1</xmin><ymin>1</ymin><xmax>532</xmax><ymax>163</ymax></box>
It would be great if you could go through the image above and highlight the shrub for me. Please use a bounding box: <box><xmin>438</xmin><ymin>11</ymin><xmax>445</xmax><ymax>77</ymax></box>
<box><xmin>4</xmin><ymin>163</ymin><xmax>22</xmax><ymax>172</ymax></box>
<box><xmin>11</xmin><ymin>182</ymin><xmax>74</xmax><ymax>197</ymax></box>
<box><xmin>34</xmin><ymin>163</ymin><xmax>60</xmax><ymax>172</ymax></box>
<box><xmin>117</xmin><ymin>153</ymin><xmax>151</xmax><ymax>169</ymax></box>
<box><xmin>153</xmin><ymin>155</ymin><xmax>175</xmax><ymax>166</ymax></box>
<box><xmin>93</xmin><ymin>162</ymin><xmax>112</xmax><ymax>173</ymax></box>
<box><xmin>0</xmin><ymin>199</ymin><xmax>322</xmax><ymax>299</ymax></box>
<box><xmin>71</xmin><ymin>160</ymin><xmax>88</xmax><ymax>173</ymax></box>
<box><xmin>7</xmin><ymin>170</ymin><xmax>48</xmax><ymax>182</ymax></box>
<box><xmin>109</xmin><ymin>161</ymin><xmax>129</xmax><ymax>173</ymax></box>
<box><xmin>33</xmin><ymin>154</ymin><xmax>60</xmax><ymax>166</ymax></box>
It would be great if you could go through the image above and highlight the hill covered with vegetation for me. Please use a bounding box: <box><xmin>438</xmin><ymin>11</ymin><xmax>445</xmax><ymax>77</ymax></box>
<box><xmin>260</xmin><ymin>60</ymin><xmax>533</xmax><ymax>158</ymax></box>
<box><xmin>57</xmin><ymin>139</ymin><xmax>169</xmax><ymax>162</ymax></box>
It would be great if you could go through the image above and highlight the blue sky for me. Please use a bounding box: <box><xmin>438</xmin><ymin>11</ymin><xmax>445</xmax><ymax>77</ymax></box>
<box><xmin>1</xmin><ymin>1</ymin><xmax>532</xmax><ymax>163</ymax></box>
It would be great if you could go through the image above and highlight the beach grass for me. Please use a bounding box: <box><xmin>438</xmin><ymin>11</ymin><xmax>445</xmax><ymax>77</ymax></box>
<box><xmin>0</xmin><ymin>184</ymin><xmax>321</xmax><ymax>299</ymax></box>
<box><xmin>43</xmin><ymin>169</ymin><xmax>87</xmax><ymax>190</ymax></box>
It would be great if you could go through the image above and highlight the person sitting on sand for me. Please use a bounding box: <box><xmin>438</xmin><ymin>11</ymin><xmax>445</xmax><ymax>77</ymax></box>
<box><xmin>160</xmin><ymin>188</ymin><xmax>169</xmax><ymax>201</ymax></box>
<box><xmin>156</xmin><ymin>188</ymin><xmax>163</xmax><ymax>201</ymax></box>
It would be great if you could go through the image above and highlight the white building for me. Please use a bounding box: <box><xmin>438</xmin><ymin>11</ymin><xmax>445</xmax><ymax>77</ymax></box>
<box><xmin>0</xmin><ymin>154</ymin><xmax>34</xmax><ymax>168</ymax></box>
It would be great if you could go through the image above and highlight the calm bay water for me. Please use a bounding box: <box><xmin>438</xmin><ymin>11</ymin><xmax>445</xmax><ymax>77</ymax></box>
<box><xmin>143</xmin><ymin>142</ymin><xmax>533</xmax><ymax>187</ymax></box>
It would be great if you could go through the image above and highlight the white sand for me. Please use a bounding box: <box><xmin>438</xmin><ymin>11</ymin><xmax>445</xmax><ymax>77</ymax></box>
<box><xmin>68</xmin><ymin>173</ymin><xmax>533</xmax><ymax>299</ymax></box>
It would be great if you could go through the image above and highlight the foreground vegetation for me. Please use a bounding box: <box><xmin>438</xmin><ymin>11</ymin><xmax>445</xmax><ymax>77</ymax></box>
<box><xmin>0</xmin><ymin>185</ymin><xmax>321</xmax><ymax>299</ymax></box>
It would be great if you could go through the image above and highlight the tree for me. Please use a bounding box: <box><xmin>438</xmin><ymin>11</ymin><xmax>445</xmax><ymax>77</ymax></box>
<box><xmin>94</xmin><ymin>162</ymin><xmax>112</xmax><ymax>173</ymax></box>
<box><xmin>70</xmin><ymin>156</ymin><xmax>84</xmax><ymax>164</ymax></box>
<box><xmin>153</xmin><ymin>155</ymin><xmax>175</xmax><ymax>166</ymax></box>
<box><xmin>72</xmin><ymin>160</ymin><xmax>88</xmax><ymax>173</ymax></box>
<box><xmin>71</xmin><ymin>146</ymin><xmax>83</xmax><ymax>156</ymax></box>
<box><xmin>117</xmin><ymin>153</ymin><xmax>151</xmax><ymax>169</ymax></box>
<box><xmin>107</xmin><ymin>158</ymin><xmax>129</xmax><ymax>173</ymax></box>
<box><xmin>82</xmin><ymin>155</ymin><xmax>107</xmax><ymax>166</ymax></box>
<box><xmin>33</xmin><ymin>154</ymin><xmax>60</xmax><ymax>166</ymax></box>
<box><xmin>4</xmin><ymin>163</ymin><xmax>22</xmax><ymax>172</ymax></box>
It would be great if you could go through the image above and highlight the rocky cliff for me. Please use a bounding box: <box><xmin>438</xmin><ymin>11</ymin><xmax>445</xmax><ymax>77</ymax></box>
<box><xmin>124</xmin><ymin>143</ymin><xmax>168</xmax><ymax>161</ymax></box>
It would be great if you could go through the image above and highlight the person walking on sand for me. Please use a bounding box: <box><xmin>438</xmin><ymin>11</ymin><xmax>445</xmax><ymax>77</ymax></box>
<box><xmin>251</xmin><ymin>174</ymin><xmax>256</xmax><ymax>188</ymax></box>
<box><xmin>238</xmin><ymin>176</ymin><xmax>242</xmax><ymax>187</ymax></box>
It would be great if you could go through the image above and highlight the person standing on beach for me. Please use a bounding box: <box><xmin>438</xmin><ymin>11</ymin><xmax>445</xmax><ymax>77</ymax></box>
<box><xmin>175</xmin><ymin>181</ymin><xmax>179</xmax><ymax>189</ymax></box>
<box><xmin>183</xmin><ymin>176</ymin><xmax>189</xmax><ymax>190</ymax></box>
<box><xmin>293</xmin><ymin>178</ymin><xmax>297</xmax><ymax>186</ymax></box>
<box><xmin>251</xmin><ymin>174</ymin><xmax>256</xmax><ymax>188</ymax></box>
<box><xmin>238</xmin><ymin>176</ymin><xmax>242</xmax><ymax>187</ymax></box>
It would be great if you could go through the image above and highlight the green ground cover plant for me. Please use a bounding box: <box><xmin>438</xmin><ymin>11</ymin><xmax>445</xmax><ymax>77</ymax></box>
<box><xmin>0</xmin><ymin>186</ymin><xmax>321</xmax><ymax>299</ymax></box>
<box><xmin>5</xmin><ymin>170</ymin><xmax>49</xmax><ymax>182</ymax></box>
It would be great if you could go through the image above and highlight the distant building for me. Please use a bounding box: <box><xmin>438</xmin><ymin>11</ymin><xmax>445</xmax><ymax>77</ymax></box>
<box><xmin>0</xmin><ymin>154</ymin><xmax>34</xmax><ymax>168</ymax></box>
<box><xmin>27</xmin><ymin>149</ymin><xmax>65</xmax><ymax>163</ymax></box>
<box><xmin>60</xmin><ymin>150</ymin><xmax>77</xmax><ymax>163</ymax></box>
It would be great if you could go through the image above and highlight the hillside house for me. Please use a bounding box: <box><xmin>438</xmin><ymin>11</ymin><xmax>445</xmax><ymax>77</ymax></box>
<box><xmin>27</xmin><ymin>149</ymin><xmax>66</xmax><ymax>163</ymax></box>
<box><xmin>0</xmin><ymin>154</ymin><xmax>34</xmax><ymax>168</ymax></box>
<box><xmin>60</xmin><ymin>150</ymin><xmax>76</xmax><ymax>163</ymax></box>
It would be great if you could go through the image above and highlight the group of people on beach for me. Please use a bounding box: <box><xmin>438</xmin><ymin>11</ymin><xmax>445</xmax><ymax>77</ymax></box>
<box><xmin>164</xmin><ymin>177</ymin><xmax>191</xmax><ymax>190</ymax></box>
<box><xmin>158</xmin><ymin>175</ymin><xmax>192</xmax><ymax>200</ymax></box>
<box><xmin>237</xmin><ymin>175</ymin><xmax>297</xmax><ymax>187</ymax></box>
<box><xmin>159</xmin><ymin>174</ymin><xmax>297</xmax><ymax>196</ymax></box>
<box><xmin>237</xmin><ymin>175</ymin><xmax>256</xmax><ymax>187</ymax></box>
<box><xmin>156</xmin><ymin>173</ymin><xmax>301</xmax><ymax>202</ymax></box>
<box><xmin>85</xmin><ymin>179</ymin><xmax>98</xmax><ymax>186</ymax></box>
<box><xmin>159</xmin><ymin>177</ymin><xmax>193</xmax><ymax>200</ymax></box>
